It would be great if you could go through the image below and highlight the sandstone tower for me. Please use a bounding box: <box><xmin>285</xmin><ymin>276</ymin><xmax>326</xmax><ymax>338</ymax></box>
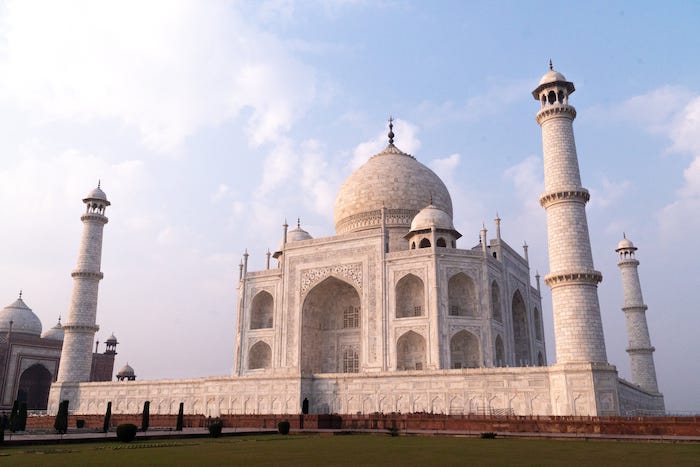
<box><xmin>533</xmin><ymin>63</ymin><xmax>607</xmax><ymax>364</ymax></box>
<box><xmin>615</xmin><ymin>235</ymin><xmax>659</xmax><ymax>393</ymax></box>
<box><xmin>56</xmin><ymin>184</ymin><xmax>110</xmax><ymax>383</ymax></box>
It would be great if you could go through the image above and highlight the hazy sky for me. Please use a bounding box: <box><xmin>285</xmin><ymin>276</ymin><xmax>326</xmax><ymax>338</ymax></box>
<box><xmin>1</xmin><ymin>1</ymin><xmax>698</xmax><ymax>412</ymax></box>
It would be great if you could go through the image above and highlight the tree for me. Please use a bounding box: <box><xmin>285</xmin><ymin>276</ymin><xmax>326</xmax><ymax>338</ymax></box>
<box><xmin>103</xmin><ymin>401</ymin><xmax>112</xmax><ymax>433</ymax></box>
<box><xmin>54</xmin><ymin>400</ymin><xmax>69</xmax><ymax>434</ymax></box>
<box><xmin>141</xmin><ymin>401</ymin><xmax>150</xmax><ymax>432</ymax></box>
<box><xmin>18</xmin><ymin>402</ymin><xmax>27</xmax><ymax>431</ymax></box>
<box><xmin>176</xmin><ymin>402</ymin><xmax>184</xmax><ymax>431</ymax></box>
<box><xmin>9</xmin><ymin>400</ymin><xmax>19</xmax><ymax>432</ymax></box>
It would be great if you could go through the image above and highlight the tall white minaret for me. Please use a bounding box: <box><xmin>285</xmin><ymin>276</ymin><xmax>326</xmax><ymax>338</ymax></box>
<box><xmin>533</xmin><ymin>62</ymin><xmax>607</xmax><ymax>364</ymax></box>
<box><xmin>615</xmin><ymin>235</ymin><xmax>659</xmax><ymax>393</ymax></box>
<box><xmin>56</xmin><ymin>184</ymin><xmax>110</xmax><ymax>383</ymax></box>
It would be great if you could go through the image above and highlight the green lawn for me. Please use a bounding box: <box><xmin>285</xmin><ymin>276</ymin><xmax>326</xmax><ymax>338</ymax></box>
<box><xmin>2</xmin><ymin>435</ymin><xmax>699</xmax><ymax>466</ymax></box>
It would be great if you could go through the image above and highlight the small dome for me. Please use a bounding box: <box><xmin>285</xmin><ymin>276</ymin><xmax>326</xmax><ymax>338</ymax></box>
<box><xmin>278</xmin><ymin>220</ymin><xmax>313</xmax><ymax>250</ymax></box>
<box><xmin>83</xmin><ymin>184</ymin><xmax>110</xmax><ymax>205</ymax></box>
<box><xmin>616</xmin><ymin>235</ymin><xmax>637</xmax><ymax>252</ymax></box>
<box><xmin>409</xmin><ymin>204</ymin><xmax>455</xmax><ymax>232</ymax></box>
<box><xmin>0</xmin><ymin>295</ymin><xmax>42</xmax><ymax>337</ymax></box>
<box><xmin>287</xmin><ymin>225</ymin><xmax>313</xmax><ymax>243</ymax></box>
<box><xmin>106</xmin><ymin>333</ymin><xmax>118</xmax><ymax>344</ymax></box>
<box><xmin>532</xmin><ymin>63</ymin><xmax>575</xmax><ymax>99</ymax></box>
<box><xmin>538</xmin><ymin>69</ymin><xmax>567</xmax><ymax>86</ymax></box>
<box><xmin>117</xmin><ymin>363</ymin><xmax>135</xmax><ymax>377</ymax></box>
<box><xmin>42</xmin><ymin>318</ymin><xmax>64</xmax><ymax>341</ymax></box>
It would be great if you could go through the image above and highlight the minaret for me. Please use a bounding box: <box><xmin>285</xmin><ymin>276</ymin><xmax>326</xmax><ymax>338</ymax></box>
<box><xmin>616</xmin><ymin>235</ymin><xmax>659</xmax><ymax>393</ymax></box>
<box><xmin>56</xmin><ymin>184</ymin><xmax>110</xmax><ymax>383</ymax></box>
<box><xmin>533</xmin><ymin>63</ymin><xmax>607</xmax><ymax>364</ymax></box>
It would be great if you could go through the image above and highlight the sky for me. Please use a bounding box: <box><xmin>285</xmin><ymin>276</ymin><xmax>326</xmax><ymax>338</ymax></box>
<box><xmin>0</xmin><ymin>0</ymin><xmax>699</xmax><ymax>413</ymax></box>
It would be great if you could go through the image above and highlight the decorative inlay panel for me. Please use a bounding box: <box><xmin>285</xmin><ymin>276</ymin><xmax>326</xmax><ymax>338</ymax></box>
<box><xmin>301</xmin><ymin>263</ymin><xmax>363</xmax><ymax>293</ymax></box>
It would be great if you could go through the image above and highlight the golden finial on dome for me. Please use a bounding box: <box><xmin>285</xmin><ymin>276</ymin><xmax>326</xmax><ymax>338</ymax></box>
<box><xmin>388</xmin><ymin>116</ymin><xmax>395</xmax><ymax>145</ymax></box>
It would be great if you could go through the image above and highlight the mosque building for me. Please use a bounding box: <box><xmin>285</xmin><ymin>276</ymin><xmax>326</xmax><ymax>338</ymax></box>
<box><xmin>43</xmin><ymin>65</ymin><xmax>663</xmax><ymax>417</ymax></box>
<box><xmin>0</xmin><ymin>293</ymin><xmax>118</xmax><ymax>412</ymax></box>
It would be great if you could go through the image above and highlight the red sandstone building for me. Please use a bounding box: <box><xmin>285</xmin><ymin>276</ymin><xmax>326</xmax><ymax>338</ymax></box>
<box><xmin>0</xmin><ymin>293</ymin><xmax>117</xmax><ymax>411</ymax></box>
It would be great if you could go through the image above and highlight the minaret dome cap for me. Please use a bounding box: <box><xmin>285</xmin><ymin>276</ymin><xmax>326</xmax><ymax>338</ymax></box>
<box><xmin>83</xmin><ymin>184</ymin><xmax>110</xmax><ymax>205</ymax></box>
<box><xmin>532</xmin><ymin>62</ymin><xmax>575</xmax><ymax>99</ymax></box>
<box><xmin>615</xmin><ymin>236</ymin><xmax>637</xmax><ymax>252</ymax></box>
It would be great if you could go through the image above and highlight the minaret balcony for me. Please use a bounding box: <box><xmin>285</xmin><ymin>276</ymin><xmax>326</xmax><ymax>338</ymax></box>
<box><xmin>536</xmin><ymin>104</ymin><xmax>577</xmax><ymax>124</ymax></box>
<box><xmin>539</xmin><ymin>188</ymin><xmax>590</xmax><ymax>208</ymax></box>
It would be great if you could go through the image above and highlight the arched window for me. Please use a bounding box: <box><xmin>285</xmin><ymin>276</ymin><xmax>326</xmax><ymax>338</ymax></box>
<box><xmin>248</xmin><ymin>341</ymin><xmax>272</xmax><ymax>369</ymax></box>
<box><xmin>397</xmin><ymin>331</ymin><xmax>426</xmax><ymax>371</ymax></box>
<box><xmin>512</xmin><ymin>290</ymin><xmax>531</xmax><ymax>366</ymax></box>
<box><xmin>419</xmin><ymin>238</ymin><xmax>431</xmax><ymax>248</ymax></box>
<box><xmin>450</xmin><ymin>330</ymin><xmax>480</xmax><ymax>369</ymax></box>
<box><xmin>448</xmin><ymin>273</ymin><xmax>477</xmax><ymax>317</ymax></box>
<box><xmin>395</xmin><ymin>274</ymin><xmax>425</xmax><ymax>318</ymax></box>
<box><xmin>494</xmin><ymin>335</ymin><xmax>505</xmax><ymax>367</ymax></box>
<box><xmin>250</xmin><ymin>291</ymin><xmax>273</xmax><ymax>329</ymax></box>
<box><xmin>436</xmin><ymin>237</ymin><xmax>447</xmax><ymax>247</ymax></box>
<box><xmin>411</xmin><ymin>242</ymin><xmax>416</xmax><ymax>249</ymax></box>
<box><xmin>491</xmin><ymin>281</ymin><xmax>502</xmax><ymax>322</ymax></box>
<box><xmin>534</xmin><ymin>307</ymin><xmax>543</xmax><ymax>341</ymax></box>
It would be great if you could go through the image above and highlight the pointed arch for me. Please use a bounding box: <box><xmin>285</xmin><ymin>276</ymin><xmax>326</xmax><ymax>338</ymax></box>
<box><xmin>396</xmin><ymin>331</ymin><xmax>426</xmax><ymax>371</ymax></box>
<box><xmin>448</xmin><ymin>273</ymin><xmax>477</xmax><ymax>317</ymax></box>
<box><xmin>494</xmin><ymin>335</ymin><xmax>505</xmax><ymax>367</ymax></box>
<box><xmin>436</xmin><ymin>237</ymin><xmax>447</xmax><ymax>247</ymax></box>
<box><xmin>491</xmin><ymin>281</ymin><xmax>502</xmax><ymax>322</ymax></box>
<box><xmin>248</xmin><ymin>341</ymin><xmax>272</xmax><ymax>369</ymax></box>
<box><xmin>395</xmin><ymin>274</ymin><xmax>425</xmax><ymax>318</ymax></box>
<box><xmin>419</xmin><ymin>238</ymin><xmax>431</xmax><ymax>248</ymax></box>
<box><xmin>301</xmin><ymin>276</ymin><xmax>361</xmax><ymax>374</ymax></box>
<box><xmin>250</xmin><ymin>291</ymin><xmax>274</xmax><ymax>329</ymax></box>
<box><xmin>17</xmin><ymin>363</ymin><xmax>52</xmax><ymax>410</ymax></box>
<box><xmin>533</xmin><ymin>307</ymin><xmax>543</xmax><ymax>341</ymax></box>
<box><xmin>450</xmin><ymin>330</ymin><xmax>480</xmax><ymax>368</ymax></box>
<box><xmin>512</xmin><ymin>290</ymin><xmax>531</xmax><ymax>366</ymax></box>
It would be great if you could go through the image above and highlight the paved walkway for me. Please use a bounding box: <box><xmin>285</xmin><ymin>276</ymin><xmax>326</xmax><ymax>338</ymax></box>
<box><xmin>3</xmin><ymin>427</ymin><xmax>699</xmax><ymax>446</ymax></box>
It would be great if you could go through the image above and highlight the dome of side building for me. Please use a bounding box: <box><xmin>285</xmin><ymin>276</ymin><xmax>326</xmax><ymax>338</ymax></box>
<box><xmin>0</xmin><ymin>294</ymin><xmax>42</xmax><ymax>337</ymax></box>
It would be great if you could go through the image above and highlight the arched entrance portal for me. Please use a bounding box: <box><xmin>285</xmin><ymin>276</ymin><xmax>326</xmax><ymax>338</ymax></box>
<box><xmin>450</xmin><ymin>330</ymin><xmax>480</xmax><ymax>368</ymax></box>
<box><xmin>397</xmin><ymin>331</ymin><xmax>426</xmax><ymax>371</ymax></box>
<box><xmin>301</xmin><ymin>276</ymin><xmax>361</xmax><ymax>374</ymax></box>
<box><xmin>17</xmin><ymin>364</ymin><xmax>52</xmax><ymax>410</ymax></box>
<box><xmin>512</xmin><ymin>290</ymin><xmax>531</xmax><ymax>366</ymax></box>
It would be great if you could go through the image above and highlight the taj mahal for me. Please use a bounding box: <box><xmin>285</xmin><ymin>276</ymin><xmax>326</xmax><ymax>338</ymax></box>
<box><xmin>3</xmin><ymin>65</ymin><xmax>665</xmax><ymax>417</ymax></box>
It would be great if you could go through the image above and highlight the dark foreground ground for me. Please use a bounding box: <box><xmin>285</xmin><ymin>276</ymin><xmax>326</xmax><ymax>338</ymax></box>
<box><xmin>2</xmin><ymin>433</ymin><xmax>699</xmax><ymax>467</ymax></box>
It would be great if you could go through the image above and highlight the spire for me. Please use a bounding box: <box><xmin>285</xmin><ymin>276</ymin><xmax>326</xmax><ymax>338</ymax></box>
<box><xmin>549</xmin><ymin>59</ymin><xmax>553</xmax><ymax>70</ymax></box>
<box><xmin>388</xmin><ymin>116</ymin><xmax>395</xmax><ymax>145</ymax></box>
<box><xmin>97</xmin><ymin>179</ymin><xmax>101</xmax><ymax>189</ymax></box>
<box><xmin>297</xmin><ymin>218</ymin><xmax>301</xmax><ymax>229</ymax></box>
<box><xmin>18</xmin><ymin>290</ymin><xmax>22</xmax><ymax>299</ymax></box>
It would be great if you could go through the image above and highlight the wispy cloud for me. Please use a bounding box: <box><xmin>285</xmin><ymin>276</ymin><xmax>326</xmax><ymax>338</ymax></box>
<box><xmin>0</xmin><ymin>0</ymin><xmax>320</xmax><ymax>152</ymax></box>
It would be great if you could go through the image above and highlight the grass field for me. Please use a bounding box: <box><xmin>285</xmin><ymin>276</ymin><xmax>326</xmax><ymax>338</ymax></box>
<box><xmin>2</xmin><ymin>434</ymin><xmax>699</xmax><ymax>466</ymax></box>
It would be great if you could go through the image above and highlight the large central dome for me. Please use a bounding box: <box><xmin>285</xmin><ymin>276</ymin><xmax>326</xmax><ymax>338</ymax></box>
<box><xmin>334</xmin><ymin>142</ymin><xmax>452</xmax><ymax>235</ymax></box>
